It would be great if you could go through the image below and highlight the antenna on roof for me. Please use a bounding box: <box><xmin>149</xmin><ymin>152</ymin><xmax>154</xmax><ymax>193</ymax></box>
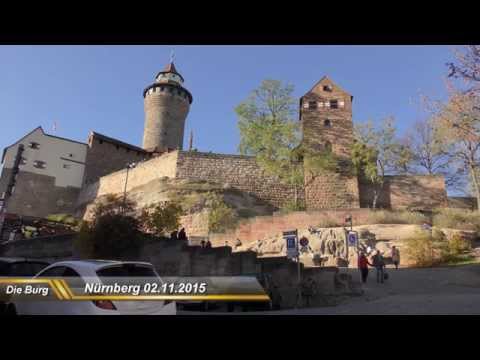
<box><xmin>170</xmin><ymin>49</ymin><xmax>175</xmax><ymax>63</ymax></box>
<box><xmin>52</xmin><ymin>121</ymin><xmax>58</xmax><ymax>135</ymax></box>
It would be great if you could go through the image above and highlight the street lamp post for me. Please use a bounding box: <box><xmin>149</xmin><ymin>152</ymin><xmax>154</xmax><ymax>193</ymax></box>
<box><xmin>123</xmin><ymin>162</ymin><xmax>136</xmax><ymax>213</ymax></box>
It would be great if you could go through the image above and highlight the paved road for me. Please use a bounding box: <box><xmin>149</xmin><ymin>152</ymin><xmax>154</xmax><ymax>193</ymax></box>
<box><xmin>179</xmin><ymin>264</ymin><xmax>480</xmax><ymax>315</ymax></box>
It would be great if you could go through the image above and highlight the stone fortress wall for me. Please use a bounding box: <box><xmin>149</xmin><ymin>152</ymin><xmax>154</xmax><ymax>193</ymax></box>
<box><xmin>76</xmin><ymin>150</ymin><xmax>302</xmax><ymax>212</ymax></box>
<box><xmin>77</xmin><ymin>147</ymin><xmax>450</xmax><ymax>235</ymax></box>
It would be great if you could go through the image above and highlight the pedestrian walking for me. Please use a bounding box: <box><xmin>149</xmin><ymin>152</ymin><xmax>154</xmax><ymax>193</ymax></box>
<box><xmin>372</xmin><ymin>251</ymin><xmax>386</xmax><ymax>284</ymax></box>
<box><xmin>301</xmin><ymin>277</ymin><xmax>316</xmax><ymax>307</ymax></box>
<box><xmin>391</xmin><ymin>246</ymin><xmax>400</xmax><ymax>270</ymax></box>
<box><xmin>358</xmin><ymin>252</ymin><xmax>373</xmax><ymax>283</ymax></box>
<box><xmin>178</xmin><ymin>228</ymin><xmax>187</xmax><ymax>241</ymax></box>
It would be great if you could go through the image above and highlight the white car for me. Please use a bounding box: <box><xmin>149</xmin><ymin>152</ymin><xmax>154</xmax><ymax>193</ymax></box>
<box><xmin>12</xmin><ymin>260</ymin><xmax>176</xmax><ymax>315</ymax></box>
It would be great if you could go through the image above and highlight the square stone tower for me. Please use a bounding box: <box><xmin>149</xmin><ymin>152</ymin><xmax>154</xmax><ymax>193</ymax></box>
<box><xmin>300</xmin><ymin>76</ymin><xmax>360</xmax><ymax>209</ymax></box>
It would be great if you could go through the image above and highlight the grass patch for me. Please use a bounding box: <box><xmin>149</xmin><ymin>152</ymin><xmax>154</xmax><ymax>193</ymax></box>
<box><xmin>315</xmin><ymin>217</ymin><xmax>343</xmax><ymax>228</ymax></box>
<box><xmin>444</xmin><ymin>254</ymin><xmax>478</xmax><ymax>266</ymax></box>
<box><xmin>432</xmin><ymin>208</ymin><xmax>480</xmax><ymax>232</ymax></box>
<box><xmin>365</xmin><ymin>210</ymin><xmax>429</xmax><ymax>225</ymax></box>
<box><xmin>279</xmin><ymin>200</ymin><xmax>306</xmax><ymax>213</ymax></box>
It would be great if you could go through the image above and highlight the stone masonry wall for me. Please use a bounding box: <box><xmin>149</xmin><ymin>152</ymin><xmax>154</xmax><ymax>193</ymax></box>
<box><xmin>76</xmin><ymin>151</ymin><xmax>179</xmax><ymax>209</ymax></box>
<box><xmin>305</xmin><ymin>171</ymin><xmax>360</xmax><ymax>209</ymax></box>
<box><xmin>83</xmin><ymin>135</ymin><xmax>152</xmax><ymax>186</ymax></box>
<box><xmin>175</xmin><ymin>151</ymin><xmax>303</xmax><ymax>209</ymax></box>
<box><xmin>209</xmin><ymin>209</ymin><xmax>372</xmax><ymax>247</ymax></box>
<box><xmin>359</xmin><ymin>175</ymin><xmax>448</xmax><ymax>209</ymax></box>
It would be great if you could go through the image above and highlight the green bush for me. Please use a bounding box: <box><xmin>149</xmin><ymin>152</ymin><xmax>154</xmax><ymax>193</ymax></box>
<box><xmin>279</xmin><ymin>199</ymin><xmax>306</xmax><ymax>213</ymax></box>
<box><xmin>432</xmin><ymin>208</ymin><xmax>480</xmax><ymax>232</ymax></box>
<box><xmin>73</xmin><ymin>194</ymin><xmax>144</xmax><ymax>259</ymax></box>
<box><xmin>448</xmin><ymin>233</ymin><xmax>472</xmax><ymax>256</ymax></box>
<box><xmin>405</xmin><ymin>228</ymin><xmax>473</xmax><ymax>266</ymax></box>
<box><xmin>46</xmin><ymin>214</ymin><xmax>79</xmax><ymax>226</ymax></box>
<box><xmin>365</xmin><ymin>210</ymin><xmax>429</xmax><ymax>225</ymax></box>
<box><xmin>207</xmin><ymin>194</ymin><xmax>238</xmax><ymax>233</ymax></box>
<box><xmin>404</xmin><ymin>230</ymin><xmax>436</xmax><ymax>267</ymax></box>
<box><xmin>237</xmin><ymin>208</ymin><xmax>257</xmax><ymax>219</ymax></box>
<box><xmin>140</xmin><ymin>202</ymin><xmax>184</xmax><ymax>237</ymax></box>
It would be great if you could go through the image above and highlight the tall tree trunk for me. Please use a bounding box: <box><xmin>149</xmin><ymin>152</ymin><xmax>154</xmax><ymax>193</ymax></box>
<box><xmin>372</xmin><ymin>190</ymin><xmax>378</xmax><ymax>209</ymax></box>
<box><xmin>469</xmin><ymin>163</ymin><xmax>480</xmax><ymax>211</ymax></box>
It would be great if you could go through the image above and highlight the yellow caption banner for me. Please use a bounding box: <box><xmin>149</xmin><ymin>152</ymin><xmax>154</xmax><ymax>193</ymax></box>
<box><xmin>0</xmin><ymin>279</ymin><xmax>270</xmax><ymax>302</ymax></box>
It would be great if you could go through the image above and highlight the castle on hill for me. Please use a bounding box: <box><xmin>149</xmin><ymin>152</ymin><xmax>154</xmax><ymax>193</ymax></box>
<box><xmin>1</xmin><ymin>61</ymin><xmax>460</xmax><ymax>233</ymax></box>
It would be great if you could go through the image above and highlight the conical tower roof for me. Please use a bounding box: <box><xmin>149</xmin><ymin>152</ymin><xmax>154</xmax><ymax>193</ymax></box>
<box><xmin>156</xmin><ymin>61</ymin><xmax>184</xmax><ymax>83</ymax></box>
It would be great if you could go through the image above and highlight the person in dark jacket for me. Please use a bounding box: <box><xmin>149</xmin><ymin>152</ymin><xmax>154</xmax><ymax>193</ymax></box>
<box><xmin>372</xmin><ymin>251</ymin><xmax>386</xmax><ymax>283</ymax></box>
<box><xmin>358</xmin><ymin>252</ymin><xmax>373</xmax><ymax>283</ymax></box>
<box><xmin>170</xmin><ymin>230</ymin><xmax>178</xmax><ymax>241</ymax></box>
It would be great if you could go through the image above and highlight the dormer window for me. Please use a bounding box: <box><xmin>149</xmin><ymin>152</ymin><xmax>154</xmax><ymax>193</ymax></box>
<box><xmin>29</xmin><ymin>142</ymin><xmax>40</xmax><ymax>149</ymax></box>
<box><xmin>330</xmin><ymin>100</ymin><xmax>338</xmax><ymax>109</ymax></box>
<box><xmin>323</xmin><ymin>85</ymin><xmax>332</xmax><ymax>92</ymax></box>
<box><xmin>33</xmin><ymin>160</ymin><xmax>46</xmax><ymax>169</ymax></box>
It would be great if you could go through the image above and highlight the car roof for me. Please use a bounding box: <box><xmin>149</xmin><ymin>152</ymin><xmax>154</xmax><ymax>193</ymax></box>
<box><xmin>0</xmin><ymin>257</ymin><xmax>49</xmax><ymax>264</ymax></box>
<box><xmin>44</xmin><ymin>260</ymin><xmax>154</xmax><ymax>272</ymax></box>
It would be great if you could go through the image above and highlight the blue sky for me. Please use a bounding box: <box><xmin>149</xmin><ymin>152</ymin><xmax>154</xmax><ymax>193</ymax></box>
<box><xmin>0</xmin><ymin>45</ymin><xmax>456</xmax><ymax>155</ymax></box>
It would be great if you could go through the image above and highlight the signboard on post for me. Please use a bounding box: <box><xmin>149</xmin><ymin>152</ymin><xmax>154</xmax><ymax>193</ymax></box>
<box><xmin>347</xmin><ymin>231</ymin><xmax>358</xmax><ymax>247</ymax></box>
<box><xmin>283</xmin><ymin>230</ymin><xmax>298</xmax><ymax>259</ymax></box>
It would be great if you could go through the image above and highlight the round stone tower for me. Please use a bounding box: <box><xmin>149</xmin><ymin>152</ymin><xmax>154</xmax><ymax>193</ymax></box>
<box><xmin>142</xmin><ymin>62</ymin><xmax>193</xmax><ymax>152</ymax></box>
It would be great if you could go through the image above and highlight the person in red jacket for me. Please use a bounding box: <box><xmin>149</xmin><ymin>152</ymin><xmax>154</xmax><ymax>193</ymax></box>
<box><xmin>358</xmin><ymin>252</ymin><xmax>373</xmax><ymax>284</ymax></box>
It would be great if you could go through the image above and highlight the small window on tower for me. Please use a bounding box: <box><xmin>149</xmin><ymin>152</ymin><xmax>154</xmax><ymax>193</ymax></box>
<box><xmin>308</xmin><ymin>101</ymin><xmax>317</xmax><ymax>109</ymax></box>
<box><xmin>324</xmin><ymin>141</ymin><xmax>332</xmax><ymax>153</ymax></box>
<box><xmin>29</xmin><ymin>142</ymin><xmax>40</xmax><ymax>149</ymax></box>
<box><xmin>330</xmin><ymin>100</ymin><xmax>338</xmax><ymax>109</ymax></box>
<box><xmin>324</xmin><ymin>119</ymin><xmax>331</xmax><ymax>128</ymax></box>
<box><xmin>69</xmin><ymin>153</ymin><xmax>74</xmax><ymax>158</ymax></box>
<box><xmin>323</xmin><ymin>85</ymin><xmax>332</xmax><ymax>92</ymax></box>
<box><xmin>63</xmin><ymin>164</ymin><xmax>71</xmax><ymax>169</ymax></box>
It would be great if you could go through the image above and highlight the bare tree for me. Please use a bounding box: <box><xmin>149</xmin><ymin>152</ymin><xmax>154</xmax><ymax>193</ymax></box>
<box><xmin>435</xmin><ymin>93</ymin><xmax>480</xmax><ymax>210</ymax></box>
<box><xmin>447</xmin><ymin>45</ymin><xmax>480</xmax><ymax>95</ymax></box>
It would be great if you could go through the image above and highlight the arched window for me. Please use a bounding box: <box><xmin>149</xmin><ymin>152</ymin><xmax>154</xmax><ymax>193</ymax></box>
<box><xmin>324</xmin><ymin>119</ymin><xmax>331</xmax><ymax>127</ymax></box>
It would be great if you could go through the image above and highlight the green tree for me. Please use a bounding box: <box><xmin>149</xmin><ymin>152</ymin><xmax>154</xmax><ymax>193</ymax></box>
<box><xmin>352</xmin><ymin>117</ymin><xmax>405</xmax><ymax>208</ymax></box>
<box><xmin>140</xmin><ymin>202</ymin><xmax>184</xmax><ymax>237</ymax></box>
<box><xmin>74</xmin><ymin>194</ymin><xmax>143</xmax><ymax>259</ymax></box>
<box><xmin>236</xmin><ymin>79</ymin><xmax>337</xmax><ymax>209</ymax></box>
